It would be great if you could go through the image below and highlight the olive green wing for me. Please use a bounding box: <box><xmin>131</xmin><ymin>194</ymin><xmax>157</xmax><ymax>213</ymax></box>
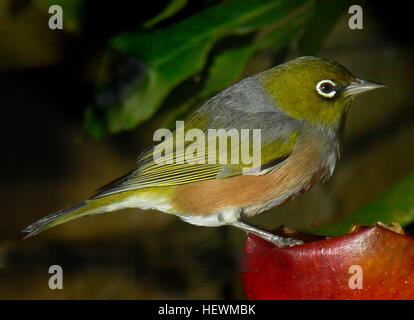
<box><xmin>91</xmin><ymin>144</ymin><xmax>222</xmax><ymax>198</ymax></box>
<box><xmin>92</xmin><ymin>115</ymin><xmax>299</xmax><ymax>199</ymax></box>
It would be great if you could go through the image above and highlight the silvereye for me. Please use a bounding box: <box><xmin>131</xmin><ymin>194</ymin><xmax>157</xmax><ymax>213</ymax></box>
<box><xmin>23</xmin><ymin>56</ymin><xmax>385</xmax><ymax>247</ymax></box>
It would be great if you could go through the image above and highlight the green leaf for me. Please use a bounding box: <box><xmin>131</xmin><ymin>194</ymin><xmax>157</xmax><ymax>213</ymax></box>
<box><xmin>34</xmin><ymin>0</ymin><xmax>85</xmax><ymax>34</ymax></box>
<box><xmin>309</xmin><ymin>174</ymin><xmax>414</xmax><ymax>236</ymax></box>
<box><xmin>143</xmin><ymin>0</ymin><xmax>188</xmax><ymax>28</ymax></box>
<box><xmin>298</xmin><ymin>0</ymin><xmax>351</xmax><ymax>55</ymax></box>
<box><xmin>88</xmin><ymin>0</ymin><xmax>316</xmax><ymax>135</ymax></box>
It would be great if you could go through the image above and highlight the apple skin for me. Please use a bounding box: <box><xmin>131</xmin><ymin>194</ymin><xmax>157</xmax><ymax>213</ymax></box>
<box><xmin>242</xmin><ymin>224</ymin><xmax>414</xmax><ymax>300</ymax></box>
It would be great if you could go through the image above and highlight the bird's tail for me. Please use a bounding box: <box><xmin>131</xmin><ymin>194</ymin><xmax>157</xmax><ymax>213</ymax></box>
<box><xmin>22</xmin><ymin>198</ymin><xmax>115</xmax><ymax>239</ymax></box>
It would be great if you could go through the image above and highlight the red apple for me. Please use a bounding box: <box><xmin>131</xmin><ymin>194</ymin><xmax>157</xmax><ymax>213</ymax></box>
<box><xmin>242</xmin><ymin>223</ymin><xmax>414</xmax><ymax>299</ymax></box>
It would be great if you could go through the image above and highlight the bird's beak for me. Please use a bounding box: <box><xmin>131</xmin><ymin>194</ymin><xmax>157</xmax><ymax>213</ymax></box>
<box><xmin>344</xmin><ymin>79</ymin><xmax>386</xmax><ymax>97</ymax></box>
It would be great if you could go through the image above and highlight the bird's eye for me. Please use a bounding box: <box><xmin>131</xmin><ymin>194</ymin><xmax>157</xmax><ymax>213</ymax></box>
<box><xmin>316</xmin><ymin>80</ymin><xmax>336</xmax><ymax>98</ymax></box>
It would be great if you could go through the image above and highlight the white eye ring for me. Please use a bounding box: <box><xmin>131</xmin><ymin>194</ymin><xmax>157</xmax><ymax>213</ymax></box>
<box><xmin>316</xmin><ymin>79</ymin><xmax>337</xmax><ymax>98</ymax></box>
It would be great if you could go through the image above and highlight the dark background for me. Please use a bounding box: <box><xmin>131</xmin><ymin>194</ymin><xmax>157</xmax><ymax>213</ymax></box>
<box><xmin>1</xmin><ymin>1</ymin><xmax>413</xmax><ymax>299</ymax></box>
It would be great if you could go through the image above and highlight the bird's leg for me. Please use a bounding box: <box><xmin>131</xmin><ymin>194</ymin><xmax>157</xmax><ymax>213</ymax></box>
<box><xmin>231</xmin><ymin>221</ymin><xmax>304</xmax><ymax>248</ymax></box>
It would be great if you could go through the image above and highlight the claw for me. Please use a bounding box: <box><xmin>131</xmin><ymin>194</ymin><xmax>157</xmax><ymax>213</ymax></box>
<box><xmin>231</xmin><ymin>221</ymin><xmax>304</xmax><ymax>248</ymax></box>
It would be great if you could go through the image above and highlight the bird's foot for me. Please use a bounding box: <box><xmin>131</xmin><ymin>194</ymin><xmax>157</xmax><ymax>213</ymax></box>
<box><xmin>231</xmin><ymin>221</ymin><xmax>304</xmax><ymax>248</ymax></box>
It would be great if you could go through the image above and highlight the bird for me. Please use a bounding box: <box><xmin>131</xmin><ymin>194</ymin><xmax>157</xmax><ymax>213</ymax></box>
<box><xmin>22</xmin><ymin>56</ymin><xmax>385</xmax><ymax>247</ymax></box>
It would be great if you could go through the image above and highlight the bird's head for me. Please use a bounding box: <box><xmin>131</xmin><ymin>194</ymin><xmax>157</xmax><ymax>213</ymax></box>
<box><xmin>261</xmin><ymin>56</ymin><xmax>385</xmax><ymax>127</ymax></box>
